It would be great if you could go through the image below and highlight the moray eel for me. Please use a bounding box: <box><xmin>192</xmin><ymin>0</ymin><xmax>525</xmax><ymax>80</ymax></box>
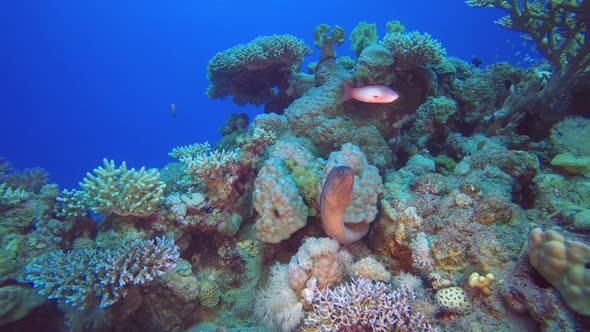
<box><xmin>320</xmin><ymin>165</ymin><xmax>370</xmax><ymax>244</ymax></box>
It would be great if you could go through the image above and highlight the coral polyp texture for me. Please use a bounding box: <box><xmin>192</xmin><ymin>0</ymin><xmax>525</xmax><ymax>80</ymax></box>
<box><xmin>79</xmin><ymin>159</ymin><xmax>166</xmax><ymax>217</ymax></box>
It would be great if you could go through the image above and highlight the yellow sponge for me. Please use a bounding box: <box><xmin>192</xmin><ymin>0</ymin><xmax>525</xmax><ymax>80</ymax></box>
<box><xmin>527</xmin><ymin>228</ymin><xmax>590</xmax><ymax>316</ymax></box>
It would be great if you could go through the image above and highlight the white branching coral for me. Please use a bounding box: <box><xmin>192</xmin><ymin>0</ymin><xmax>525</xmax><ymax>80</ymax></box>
<box><xmin>168</xmin><ymin>141</ymin><xmax>211</xmax><ymax>159</ymax></box>
<box><xmin>302</xmin><ymin>279</ymin><xmax>437</xmax><ymax>331</ymax></box>
<box><xmin>79</xmin><ymin>159</ymin><xmax>166</xmax><ymax>217</ymax></box>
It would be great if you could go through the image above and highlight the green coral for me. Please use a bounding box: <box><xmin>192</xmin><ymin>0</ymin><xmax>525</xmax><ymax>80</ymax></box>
<box><xmin>381</xmin><ymin>31</ymin><xmax>446</xmax><ymax>68</ymax></box>
<box><xmin>53</xmin><ymin>189</ymin><xmax>88</xmax><ymax>218</ymax></box>
<box><xmin>79</xmin><ymin>159</ymin><xmax>166</xmax><ymax>217</ymax></box>
<box><xmin>0</xmin><ymin>285</ymin><xmax>44</xmax><ymax>325</ymax></box>
<box><xmin>199</xmin><ymin>279</ymin><xmax>220</xmax><ymax>307</ymax></box>
<box><xmin>0</xmin><ymin>183</ymin><xmax>30</xmax><ymax>206</ymax></box>
<box><xmin>466</xmin><ymin>0</ymin><xmax>589</xmax><ymax>83</ymax></box>
<box><xmin>350</xmin><ymin>21</ymin><xmax>378</xmax><ymax>58</ymax></box>
<box><xmin>313</xmin><ymin>24</ymin><xmax>345</xmax><ymax>61</ymax></box>
<box><xmin>206</xmin><ymin>34</ymin><xmax>311</xmax><ymax>105</ymax></box>
<box><xmin>386</xmin><ymin>20</ymin><xmax>405</xmax><ymax>34</ymax></box>
<box><xmin>283</xmin><ymin>159</ymin><xmax>323</xmax><ymax>210</ymax></box>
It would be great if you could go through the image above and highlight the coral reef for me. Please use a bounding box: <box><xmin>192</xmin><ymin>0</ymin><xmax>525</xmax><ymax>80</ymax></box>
<box><xmin>5</xmin><ymin>12</ymin><xmax>590</xmax><ymax>331</ymax></box>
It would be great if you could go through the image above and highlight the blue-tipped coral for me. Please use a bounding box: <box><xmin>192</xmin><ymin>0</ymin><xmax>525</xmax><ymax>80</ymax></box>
<box><xmin>25</xmin><ymin>237</ymin><xmax>179</xmax><ymax>310</ymax></box>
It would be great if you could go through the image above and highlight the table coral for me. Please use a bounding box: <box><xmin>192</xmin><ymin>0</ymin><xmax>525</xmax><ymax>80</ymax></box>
<box><xmin>206</xmin><ymin>34</ymin><xmax>311</xmax><ymax>106</ymax></box>
<box><xmin>79</xmin><ymin>159</ymin><xmax>166</xmax><ymax>217</ymax></box>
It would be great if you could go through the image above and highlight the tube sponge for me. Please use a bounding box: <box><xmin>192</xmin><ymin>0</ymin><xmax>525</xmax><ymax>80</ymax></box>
<box><xmin>527</xmin><ymin>228</ymin><xmax>590</xmax><ymax>316</ymax></box>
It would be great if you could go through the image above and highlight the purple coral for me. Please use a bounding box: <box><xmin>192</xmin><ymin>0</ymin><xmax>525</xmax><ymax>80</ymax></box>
<box><xmin>25</xmin><ymin>237</ymin><xmax>179</xmax><ymax>310</ymax></box>
<box><xmin>302</xmin><ymin>278</ymin><xmax>437</xmax><ymax>331</ymax></box>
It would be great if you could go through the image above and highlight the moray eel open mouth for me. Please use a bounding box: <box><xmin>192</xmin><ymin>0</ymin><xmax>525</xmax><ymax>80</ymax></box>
<box><xmin>320</xmin><ymin>165</ymin><xmax>370</xmax><ymax>244</ymax></box>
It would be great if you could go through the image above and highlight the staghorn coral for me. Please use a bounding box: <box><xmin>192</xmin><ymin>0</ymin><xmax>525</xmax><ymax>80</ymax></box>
<box><xmin>25</xmin><ymin>237</ymin><xmax>179</xmax><ymax>310</ymax></box>
<box><xmin>206</xmin><ymin>34</ymin><xmax>311</xmax><ymax>106</ymax></box>
<box><xmin>302</xmin><ymin>278</ymin><xmax>437</xmax><ymax>331</ymax></box>
<box><xmin>381</xmin><ymin>31</ymin><xmax>446</xmax><ymax>69</ymax></box>
<box><xmin>466</xmin><ymin>0</ymin><xmax>589</xmax><ymax>83</ymax></box>
<box><xmin>79</xmin><ymin>159</ymin><xmax>166</xmax><ymax>217</ymax></box>
<box><xmin>168</xmin><ymin>141</ymin><xmax>210</xmax><ymax>160</ymax></box>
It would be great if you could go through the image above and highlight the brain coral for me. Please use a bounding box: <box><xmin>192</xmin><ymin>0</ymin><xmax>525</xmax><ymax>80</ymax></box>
<box><xmin>206</xmin><ymin>34</ymin><xmax>311</xmax><ymax>106</ymax></box>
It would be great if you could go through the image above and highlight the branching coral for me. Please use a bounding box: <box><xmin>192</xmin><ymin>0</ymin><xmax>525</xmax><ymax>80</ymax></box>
<box><xmin>25</xmin><ymin>237</ymin><xmax>179</xmax><ymax>310</ymax></box>
<box><xmin>180</xmin><ymin>149</ymin><xmax>239</xmax><ymax>207</ymax></box>
<box><xmin>466</xmin><ymin>0</ymin><xmax>589</xmax><ymax>133</ymax></box>
<box><xmin>206</xmin><ymin>34</ymin><xmax>311</xmax><ymax>106</ymax></box>
<box><xmin>302</xmin><ymin>278</ymin><xmax>437</xmax><ymax>331</ymax></box>
<box><xmin>466</xmin><ymin>0</ymin><xmax>589</xmax><ymax>82</ymax></box>
<box><xmin>381</xmin><ymin>31</ymin><xmax>446</xmax><ymax>69</ymax></box>
<box><xmin>0</xmin><ymin>183</ymin><xmax>30</xmax><ymax>206</ymax></box>
<box><xmin>168</xmin><ymin>142</ymin><xmax>210</xmax><ymax>160</ymax></box>
<box><xmin>79</xmin><ymin>159</ymin><xmax>165</xmax><ymax>217</ymax></box>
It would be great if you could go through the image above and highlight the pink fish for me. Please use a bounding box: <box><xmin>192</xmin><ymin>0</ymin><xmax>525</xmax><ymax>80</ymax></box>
<box><xmin>341</xmin><ymin>83</ymin><xmax>399</xmax><ymax>103</ymax></box>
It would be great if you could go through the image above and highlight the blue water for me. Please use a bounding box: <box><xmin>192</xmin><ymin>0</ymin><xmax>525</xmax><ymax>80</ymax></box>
<box><xmin>1</xmin><ymin>0</ymin><xmax>529</xmax><ymax>189</ymax></box>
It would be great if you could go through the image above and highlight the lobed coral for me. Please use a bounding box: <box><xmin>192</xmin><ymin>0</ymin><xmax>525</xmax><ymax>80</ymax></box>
<box><xmin>527</xmin><ymin>228</ymin><xmax>590</xmax><ymax>316</ymax></box>
<box><xmin>253</xmin><ymin>157</ymin><xmax>308</xmax><ymax>243</ymax></box>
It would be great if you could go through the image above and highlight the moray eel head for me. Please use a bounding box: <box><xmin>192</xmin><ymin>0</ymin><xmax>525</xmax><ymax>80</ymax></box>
<box><xmin>321</xmin><ymin>165</ymin><xmax>354</xmax><ymax>210</ymax></box>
